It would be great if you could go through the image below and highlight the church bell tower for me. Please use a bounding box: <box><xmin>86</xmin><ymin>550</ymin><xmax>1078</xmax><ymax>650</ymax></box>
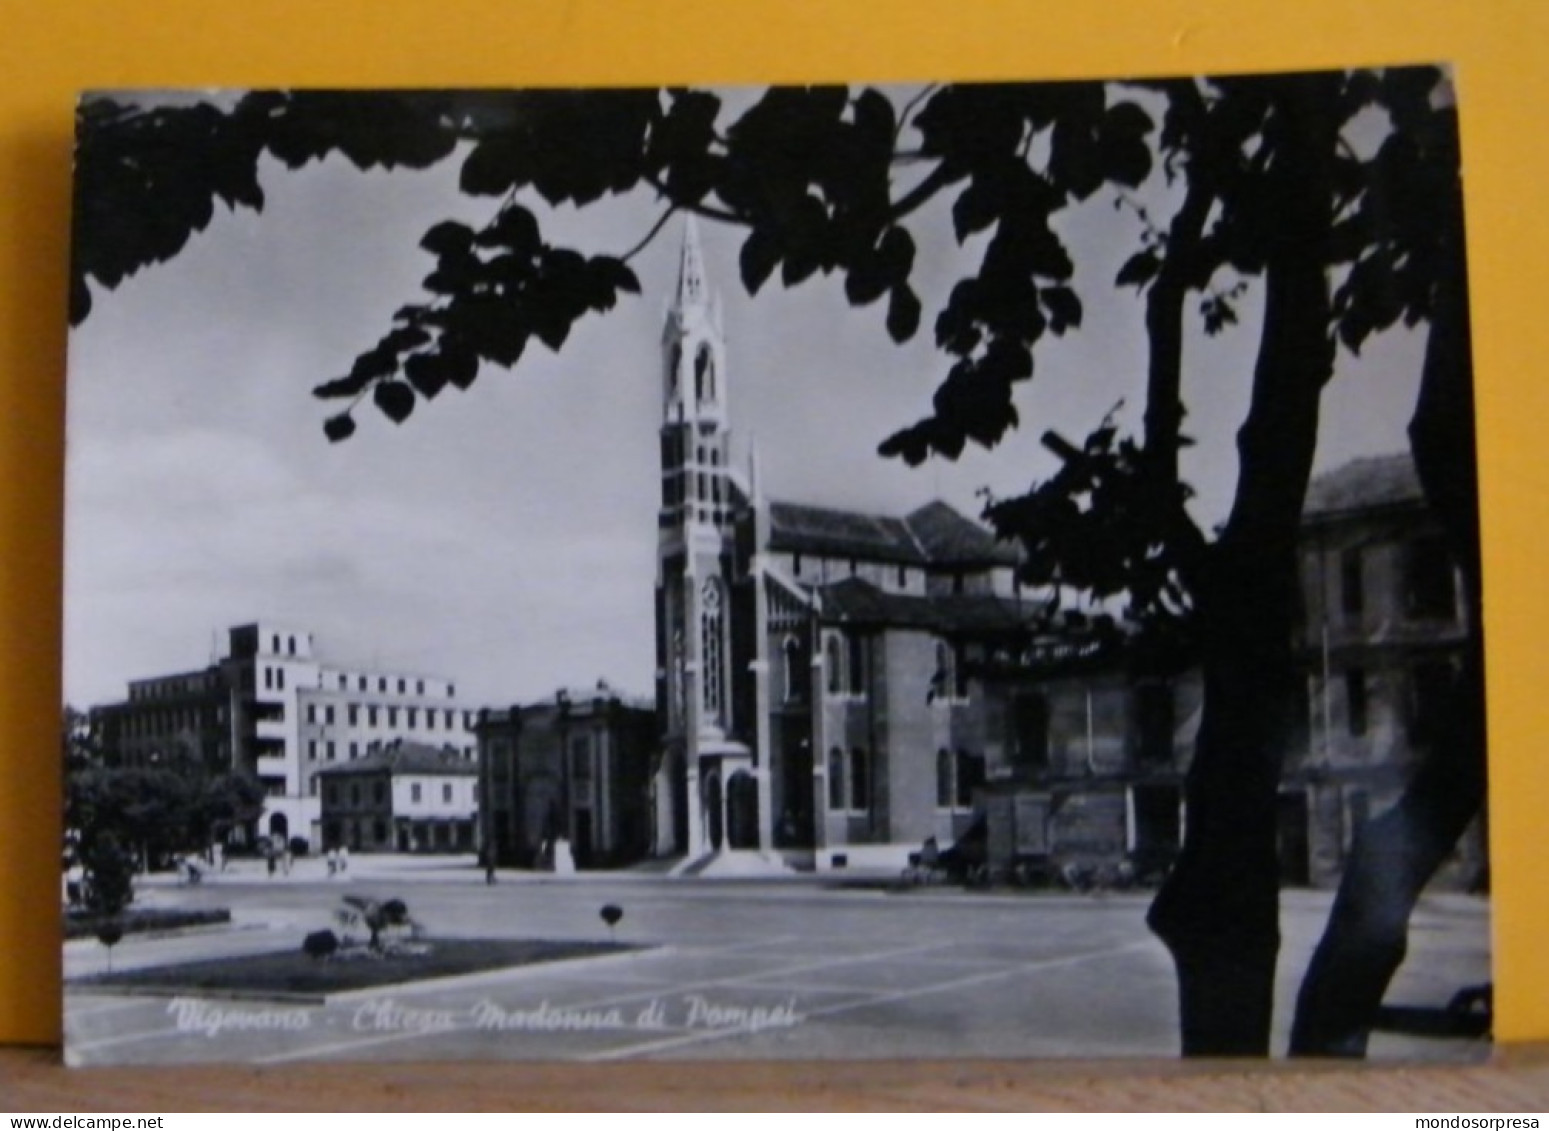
<box><xmin>654</xmin><ymin>217</ymin><xmax>739</xmax><ymax>857</ymax></box>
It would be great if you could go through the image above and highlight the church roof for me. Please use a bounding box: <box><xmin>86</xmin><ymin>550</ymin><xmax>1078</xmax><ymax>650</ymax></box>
<box><xmin>766</xmin><ymin>498</ymin><xmax>1017</xmax><ymax>568</ymax></box>
<box><xmin>817</xmin><ymin>577</ymin><xmax>1038</xmax><ymax>635</ymax></box>
<box><xmin>1303</xmin><ymin>453</ymin><xmax>1423</xmax><ymax>520</ymax></box>
<box><xmin>315</xmin><ymin>739</ymin><xmax>477</xmax><ymax>777</ymax></box>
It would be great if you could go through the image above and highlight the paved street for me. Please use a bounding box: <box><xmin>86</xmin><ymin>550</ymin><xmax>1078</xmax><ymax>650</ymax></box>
<box><xmin>64</xmin><ymin>858</ymin><xmax>1491</xmax><ymax>1065</ymax></box>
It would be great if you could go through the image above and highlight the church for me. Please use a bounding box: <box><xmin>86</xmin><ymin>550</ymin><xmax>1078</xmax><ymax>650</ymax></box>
<box><xmin>649</xmin><ymin>219</ymin><xmax>1045</xmax><ymax>871</ymax></box>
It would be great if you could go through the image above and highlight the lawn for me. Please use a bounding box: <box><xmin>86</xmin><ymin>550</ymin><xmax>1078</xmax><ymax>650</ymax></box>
<box><xmin>71</xmin><ymin>938</ymin><xmax>642</xmax><ymax>1002</ymax></box>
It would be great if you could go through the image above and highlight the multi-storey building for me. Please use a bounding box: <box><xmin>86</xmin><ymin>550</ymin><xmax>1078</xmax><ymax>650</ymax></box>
<box><xmin>1281</xmin><ymin>452</ymin><xmax>1485</xmax><ymax>889</ymax></box>
<box><xmin>475</xmin><ymin>686</ymin><xmax>656</xmax><ymax>869</ymax></box>
<box><xmin>89</xmin><ymin>622</ymin><xmax>482</xmax><ymax>850</ymax></box>
<box><xmin>316</xmin><ymin>739</ymin><xmax>479</xmax><ymax>853</ymax></box>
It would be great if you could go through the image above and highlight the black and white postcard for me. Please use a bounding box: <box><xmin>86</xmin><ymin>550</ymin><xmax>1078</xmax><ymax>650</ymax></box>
<box><xmin>62</xmin><ymin>71</ymin><xmax>1491</xmax><ymax>1065</ymax></box>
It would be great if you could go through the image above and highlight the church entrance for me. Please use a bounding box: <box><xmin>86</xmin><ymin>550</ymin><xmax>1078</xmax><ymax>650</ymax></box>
<box><xmin>726</xmin><ymin>770</ymin><xmax>758</xmax><ymax>849</ymax></box>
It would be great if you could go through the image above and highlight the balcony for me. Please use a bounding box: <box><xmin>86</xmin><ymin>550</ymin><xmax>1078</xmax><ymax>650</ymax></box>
<box><xmin>255</xmin><ymin>756</ymin><xmax>290</xmax><ymax>781</ymax></box>
<box><xmin>255</xmin><ymin>718</ymin><xmax>288</xmax><ymax>742</ymax></box>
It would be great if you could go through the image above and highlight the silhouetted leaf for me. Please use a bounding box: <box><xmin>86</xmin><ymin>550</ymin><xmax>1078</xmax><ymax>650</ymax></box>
<box><xmin>1116</xmin><ymin>249</ymin><xmax>1161</xmax><ymax>289</ymax></box>
<box><xmin>373</xmin><ymin>381</ymin><xmax>416</xmax><ymax>424</ymax></box>
<box><xmin>886</xmin><ymin>284</ymin><xmax>921</xmax><ymax>342</ymax></box>
<box><xmin>323</xmin><ymin>413</ymin><xmax>356</xmax><ymax>443</ymax></box>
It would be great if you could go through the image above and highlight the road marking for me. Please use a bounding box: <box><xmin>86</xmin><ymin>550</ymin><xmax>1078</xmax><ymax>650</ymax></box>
<box><xmin>582</xmin><ymin>939</ymin><xmax>1156</xmax><ymax>1061</ymax></box>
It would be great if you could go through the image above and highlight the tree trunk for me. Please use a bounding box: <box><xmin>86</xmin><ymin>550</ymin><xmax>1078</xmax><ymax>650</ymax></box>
<box><xmin>1289</xmin><ymin>165</ymin><xmax>1483</xmax><ymax>1057</ymax></box>
<box><xmin>1147</xmin><ymin>75</ymin><xmax>1341</xmax><ymax>1056</ymax></box>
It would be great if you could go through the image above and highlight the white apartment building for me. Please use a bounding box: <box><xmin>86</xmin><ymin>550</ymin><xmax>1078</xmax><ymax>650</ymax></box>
<box><xmin>91</xmin><ymin>621</ymin><xmax>482</xmax><ymax>850</ymax></box>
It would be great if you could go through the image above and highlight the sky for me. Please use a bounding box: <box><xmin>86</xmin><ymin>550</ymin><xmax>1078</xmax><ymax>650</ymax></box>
<box><xmin>62</xmin><ymin>83</ymin><xmax>1429</xmax><ymax>709</ymax></box>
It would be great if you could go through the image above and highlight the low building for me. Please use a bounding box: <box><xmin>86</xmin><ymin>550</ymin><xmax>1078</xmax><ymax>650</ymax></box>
<box><xmin>476</xmin><ymin>686</ymin><xmax>657</xmax><ymax>869</ymax></box>
<box><xmin>316</xmin><ymin>739</ymin><xmax>479</xmax><ymax>853</ymax></box>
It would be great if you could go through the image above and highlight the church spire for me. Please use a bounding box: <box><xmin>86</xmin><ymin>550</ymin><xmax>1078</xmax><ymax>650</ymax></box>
<box><xmin>675</xmin><ymin>214</ymin><xmax>708</xmax><ymax>310</ymax></box>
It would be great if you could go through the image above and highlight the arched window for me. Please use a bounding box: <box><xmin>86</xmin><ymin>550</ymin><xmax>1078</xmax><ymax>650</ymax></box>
<box><xmin>782</xmin><ymin>636</ymin><xmax>804</xmax><ymax>703</ymax></box>
<box><xmin>827</xmin><ymin>747</ymin><xmax>846</xmax><ymax>811</ymax></box>
<box><xmin>936</xmin><ymin>748</ymin><xmax>953</xmax><ymax>809</ymax></box>
<box><xmin>701</xmin><ymin>580</ymin><xmax>725</xmax><ymax>725</ymax></box>
<box><xmin>850</xmin><ymin>748</ymin><xmax>869</xmax><ymax>811</ymax></box>
<box><xmin>932</xmin><ymin>641</ymin><xmax>953</xmax><ymax>703</ymax></box>
<box><xmin>848</xmin><ymin>634</ymin><xmax>866</xmax><ymax>696</ymax></box>
<box><xmin>826</xmin><ymin>635</ymin><xmax>843</xmax><ymax>696</ymax></box>
<box><xmin>695</xmin><ymin>344</ymin><xmax>714</xmax><ymax>402</ymax></box>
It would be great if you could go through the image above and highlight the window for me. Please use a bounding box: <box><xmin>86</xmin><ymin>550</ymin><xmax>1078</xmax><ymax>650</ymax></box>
<box><xmin>936</xmin><ymin>749</ymin><xmax>953</xmax><ymax>809</ymax></box>
<box><xmin>398</xmin><ymin>678</ymin><xmax>406</xmax><ymax>694</ymax></box>
<box><xmin>308</xmin><ymin>740</ymin><xmax>317</xmax><ymax>761</ymax></box>
<box><xmin>782</xmin><ymin>637</ymin><xmax>804</xmax><ymax>703</ymax></box>
<box><xmin>276</xmin><ymin>667</ymin><xmax>285</xmax><ymax>690</ymax></box>
<box><xmin>417</xmin><ymin>680</ymin><xmax>425</xmax><ymax>695</ymax></box>
<box><xmin>1346</xmin><ymin>668</ymin><xmax>1369</xmax><ymax>737</ymax></box>
<box><xmin>350</xmin><ymin>783</ymin><xmax>360</xmax><ymax>806</ymax></box>
<box><xmin>408</xmin><ymin>708</ymin><xmax>418</xmax><ymax>728</ymax></box>
<box><xmin>825</xmin><ymin>636</ymin><xmax>843</xmax><ymax>696</ymax></box>
<box><xmin>378</xmin><ymin>677</ymin><xmax>387</xmax><ymax>692</ymax></box>
<box><xmin>359</xmin><ymin>676</ymin><xmax>367</xmax><ymax>691</ymax></box>
<box><xmin>827</xmin><ymin>747</ymin><xmax>846</xmax><ymax>812</ymax></box>
<box><xmin>442</xmin><ymin>783</ymin><xmax>452</xmax><ymax>803</ymax></box>
<box><xmin>1406</xmin><ymin>536</ymin><xmax>1457</xmax><ymax>620</ymax></box>
<box><xmin>847</xmin><ymin>634</ymin><xmax>866</xmax><ymax>696</ymax></box>
<box><xmin>368</xmin><ymin>706</ymin><xmax>378</xmax><ymax>727</ymax></box>
<box><xmin>1340</xmin><ymin>548</ymin><xmax>1364</xmax><ymax>620</ymax></box>
<box><xmin>348</xmin><ymin>705</ymin><xmax>358</xmax><ymax>726</ymax></box>
<box><xmin>326</xmin><ymin>741</ymin><xmax>336</xmax><ymax>761</ymax></box>
<box><xmin>307</xmin><ymin>704</ymin><xmax>317</xmax><ymax>724</ymax></box>
<box><xmin>263</xmin><ymin>667</ymin><xmax>273</xmax><ymax>691</ymax></box>
<box><xmin>850</xmin><ymin>749</ymin><xmax>869</xmax><ymax>811</ymax></box>
<box><xmin>411</xmin><ymin>783</ymin><xmax>422</xmax><ymax>803</ymax></box>
<box><xmin>448</xmin><ymin>684</ymin><xmax>455</xmax><ymax>698</ymax></box>
<box><xmin>571</xmin><ymin>735</ymin><xmax>593</xmax><ymax>783</ymax></box>
<box><xmin>325</xmin><ymin>705</ymin><xmax>335</xmax><ymax>725</ymax></box>
<box><xmin>1013</xmin><ymin>693</ymin><xmax>1050</xmax><ymax>768</ymax></box>
<box><xmin>272</xmin><ymin>634</ymin><xmax>281</xmax><ymax>654</ymax></box>
<box><xmin>287</xmin><ymin>635</ymin><xmax>296</xmax><ymax>656</ymax></box>
<box><xmin>954</xmin><ymin>751</ymin><xmax>983</xmax><ymax>809</ymax></box>
<box><xmin>349</xmin><ymin>742</ymin><xmax>359</xmax><ymax>760</ymax></box>
<box><xmin>427</xmin><ymin>711</ymin><xmax>436</xmax><ymax>731</ymax></box>
<box><xmin>701</xmin><ymin>579</ymin><xmax>725</xmax><ymax>723</ymax></box>
<box><xmin>388</xmin><ymin>707</ymin><xmax>399</xmax><ymax>727</ymax></box>
<box><xmin>374</xmin><ymin>820</ymin><xmax>387</xmax><ymax>844</ymax></box>
<box><xmin>446</xmin><ymin>709</ymin><xmax>455</xmax><ymax>729</ymax></box>
<box><xmin>374</xmin><ymin>781</ymin><xmax>386</xmax><ymax>804</ymax></box>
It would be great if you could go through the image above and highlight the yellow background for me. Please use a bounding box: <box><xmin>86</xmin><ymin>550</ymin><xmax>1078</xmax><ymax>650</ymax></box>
<box><xmin>3</xmin><ymin>0</ymin><xmax>1545</xmax><ymax>1049</ymax></box>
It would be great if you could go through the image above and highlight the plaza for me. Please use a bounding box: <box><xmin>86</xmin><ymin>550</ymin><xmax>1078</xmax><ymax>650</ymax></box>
<box><xmin>63</xmin><ymin>860</ymin><xmax>1490</xmax><ymax>1065</ymax></box>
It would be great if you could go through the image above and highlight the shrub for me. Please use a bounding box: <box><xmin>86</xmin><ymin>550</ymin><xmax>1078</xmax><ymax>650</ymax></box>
<box><xmin>302</xmin><ymin>929</ymin><xmax>340</xmax><ymax>960</ymax></box>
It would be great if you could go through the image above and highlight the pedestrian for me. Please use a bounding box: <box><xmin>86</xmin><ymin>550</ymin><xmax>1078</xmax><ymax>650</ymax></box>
<box><xmin>338</xmin><ymin>844</ymin><xmax>350</xmax><ymax>876</ymax></box>
<box><xmin>483</xmin><ymin>848</ymin><xmax>496</xmax><ymax>885</ymax></box>
<box><xmin>327</xmin><ymin>847</ymin><xmax>338</xmax><ymax>877</ymax></box>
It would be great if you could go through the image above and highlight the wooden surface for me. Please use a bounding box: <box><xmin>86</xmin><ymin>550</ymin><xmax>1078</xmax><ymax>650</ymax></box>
<box><xmin>4</xmin><ymin>1045</ymin><xmax>1549</xmax><ymax>1111</ymax></box>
